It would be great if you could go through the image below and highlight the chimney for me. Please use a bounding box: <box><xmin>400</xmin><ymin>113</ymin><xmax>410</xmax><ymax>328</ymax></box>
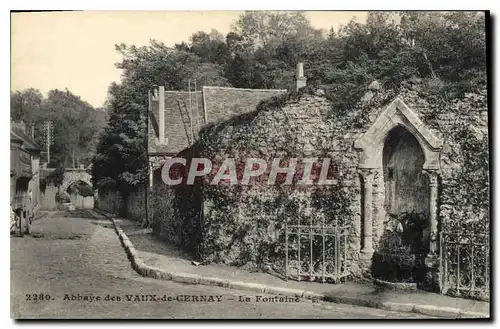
<box><xmin>12</xmin><ymin>121</ymin><xmax>26</xmax><ymax>133</ymax></box>
<box><xmin>296</xmin><ymin>62</ymin><xmax>307</xmax><ymax>91</ymax></box>
<box><xmin>158</xmin><ymin>86</ymin><xmax>165</xmax><ymax>144</ymax></box>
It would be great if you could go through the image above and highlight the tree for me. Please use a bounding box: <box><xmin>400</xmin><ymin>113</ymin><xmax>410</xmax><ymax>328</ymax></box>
<box><xmin>225</xmin><ymin>11</ymin><xmax>323</xmax><ymax>89</ymax></box>
<box><xmin>398</xmin><ymin>11</ymin><xmax>486</xmax><ymax>85</ymax></box>
<box><xmin>232</xmin><ymin>11</ymin><xmax>318</xmax><ymax>49</ymax></box>
<box><xmin>10</xmin><ymin>88</ymin><xmax>105</xmax><ymax>168</ymax></box>
<box><xmin>188</xmin><ymin>29</ymin><xmax>230</xmax><ymax>65</ymax></box>
<box><xmin>42</xmin><ymin>89</ymin><xmax>104</xmax><ymax>168</ymax></box>
<box><xmin>10</xmin><ymin>88</ymin><xmax>44</xmax><ymax>124</ymax></box>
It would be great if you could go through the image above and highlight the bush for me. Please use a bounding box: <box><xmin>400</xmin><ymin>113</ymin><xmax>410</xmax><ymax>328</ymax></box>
<box><xmin>371</xmin><ymin>211</ymin><xmax>427</xmax><ymax>283</ymax></box>
<box><xmin>371</xmin><ymin>239</ymin><xmax>416</xmax><ymax>283</ymax></box>
<box><xmin>67</xmin><ymin>181</ymin><xmax>94</xmax><ymax>197</ymax></box>
<box><xmin>46</xmin><ymin>167</ymin><xmax>66</xmax><ymax>187</ymax></box>
<box><xmin>55</xmin><ymin>191</ymin><xmax>71</xmax><ymax>204</ymax></box>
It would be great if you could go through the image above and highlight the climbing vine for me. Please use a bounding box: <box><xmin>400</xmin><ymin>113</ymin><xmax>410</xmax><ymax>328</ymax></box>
<box><xmin>40</xmin><ymin>167</ymin><xmax>66</xmax><ymax>194</ymax></box>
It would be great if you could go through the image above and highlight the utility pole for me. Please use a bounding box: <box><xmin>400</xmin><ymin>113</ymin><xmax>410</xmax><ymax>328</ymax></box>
<box><xmin>43</xmin><ymin>121</ymin><xmax>54</xmax><ymax>165</ymax></box>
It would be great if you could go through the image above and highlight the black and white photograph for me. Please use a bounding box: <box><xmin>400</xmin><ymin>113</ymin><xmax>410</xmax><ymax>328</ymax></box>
<box><xmin>9</xmin><ymin>9</ymin><xmax>491</xmax><ymax>320</ymax></box>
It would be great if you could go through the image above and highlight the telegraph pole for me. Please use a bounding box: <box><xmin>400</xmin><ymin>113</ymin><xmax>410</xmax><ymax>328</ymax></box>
<box><xmin>44</xmin><ymin>121</ymin><xmax>54</xmax><ymax>165</ymax></box>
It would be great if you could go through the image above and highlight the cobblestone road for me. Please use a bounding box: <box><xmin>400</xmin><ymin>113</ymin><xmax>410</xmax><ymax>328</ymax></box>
<box><xmin>11</xmin><ymin>210</ymin><xmax>433</xmax><ymax>319</ymax></box>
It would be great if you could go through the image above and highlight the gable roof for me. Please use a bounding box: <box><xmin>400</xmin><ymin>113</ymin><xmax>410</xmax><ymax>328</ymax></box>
<box><xmin>148</xmin><ymin>86</ymin><xmax>287</xmax><ymax>155</ymax></box>
<box><xmin>148</xmin><ymin>91</ymin><xmax>204</xmax><ymax>155</ymax></box>
<box><xmin>10</xmin><ymin>123</ymin><xmax>40</xmax><ymax>153</ymax></box>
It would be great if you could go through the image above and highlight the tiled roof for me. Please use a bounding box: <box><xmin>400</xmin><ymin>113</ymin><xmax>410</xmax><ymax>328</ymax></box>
<box><xmin>202</xmin><ymin>86</ymin><xmax>287</xmax><ymax>125</ymax></box>
<box><xmin>10</xmin><ymin>124</ymin><xmax>40</xmax><ymax>152</ymax></box>
<box><xmin>148</xmin><ymin>86</ymin><xmax>287</xmax><ymax>155</ymax></box>
<box><xmin>148</xmin><ymin>91</ymin><xmax>204</xmax><ymax>155</ymax></box>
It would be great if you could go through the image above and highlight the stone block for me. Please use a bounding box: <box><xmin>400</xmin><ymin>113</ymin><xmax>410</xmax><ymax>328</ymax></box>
<box><xmin>413</xmin><ymin>304</ymin><xmax>460</xmax><ymax>318</ymax></box>
<box><xmin>171</xmin><ymin>272</ymin><xmax>201</xmax><ymax>285</ymax></box>
<box><xmin>228</xmin><ymin>281</ymin><xmax>266</xmax><ymax>293</ymax></box>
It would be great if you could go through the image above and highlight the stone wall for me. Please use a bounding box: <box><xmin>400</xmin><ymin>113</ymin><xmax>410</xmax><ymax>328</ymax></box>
<box><xmin>153</xmin><ymin>82</ymin><xmax>489</xmax><ymax>277</ymax></box>
<box><xmin>150</xmin><ymin>160</ymin><xmax>203</xmax><ymax>256</ymax></box>
<box><xmin>96</xmin><ymin>189</ymin><xmax>124</xmax><ymax>215</ymax></box>
<box><xmin>195</xmin><ymin>91</ymin><xmax>367</xmax><ymax>272</ymax></box>
<box><xmin>96</xmin><ymin>187</ymin><xmax>146</xmax><ymax>222</ymax></box>
<box><xmin>69</xmin><ymin>193</ymin><xmax>94</xmax><ymax>209</ymax></box>
<box><xmin>124</xmin><ymin>186</ymin><xmax>146</xmax><ymax>221</ymax></box>
<box><xmin>40</xmin><ymin>186</ymin><xmax>58</xmax><ymax>210</ymax></box>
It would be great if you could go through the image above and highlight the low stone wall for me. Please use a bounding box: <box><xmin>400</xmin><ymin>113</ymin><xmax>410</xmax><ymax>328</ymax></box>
<box><xmin>96</xmin><ymin>189</ymin><xmax>124</xmax><ymax>215</ymax></box>
<box><xmin>69</xmin><ymin>193</ymin><xmax>94</xmax><ymax>209</ymax></box>
<box><xmin>40</xmin><ymin>186</ymin><xmax>58</xmax><ymax>210</ymax></box>
<box><xmin>149</xmin><ymin>177</ymin><xmax>202</xmax><ymax>256</ymax></box>
<box><xmin>96</xmin><ymin>187</ymin><xmax>146</xmax><ymax>222</ymax></box>
<box><xmin>124</xmin><ymin>186</ymin><xmax>146</xmax><ymax>221</ymax></box>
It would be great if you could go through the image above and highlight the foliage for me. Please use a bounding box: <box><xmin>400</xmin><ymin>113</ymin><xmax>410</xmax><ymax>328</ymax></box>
<box><xmin>45</xmin><ymin>90</ymin><xmax>106</xmax><ymax>168</ymax></box>
<box><xmin>371</xmin><ymin>211</ymin><xmax>428</xmax><ymax>283</ymax></box>
<box><xmin>91</xmin><ymin>82</ymin><xmax>148</xmax><ymax>194</ymax></box>
<box><xmin>67</xmin><ymin>181</ymin><xmax>94</xmax><ymax>197</ymax></box>
<box><xmin>55</xmin><ymin>190</ymin><xmax>71</xmax><ymax>204</ymax></box>
<box><xmin>413</xmin><ymin>87</ymin><xmax>489</xmax><ymax>236</ymax></box>
<box><xmin>441</xmin><ymin>127</ymin><xmax>489</xmax><ymax>235</ymax></box>
<box><xmin>10</xmin><ymin>89</ymin><xmax>107</xmax><ymax>168</ymax></box>
<box><xmin>10</xmin><ymin>88</ymin><xmax>44</xmax><ymax>123</ymax></box>
<box><xmin>45</xmin><ymin>167</ymin><xmax>66</xmax><ymax>188</ymax></box>
<box><xmin>371</xmin><ymin>249</ymin><xmax>416</xmax><ymax>283</ymax></box>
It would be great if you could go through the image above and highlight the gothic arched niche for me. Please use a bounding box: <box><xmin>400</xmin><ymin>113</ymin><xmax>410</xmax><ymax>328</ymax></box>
<box><xmin>354</xmin><ymin>97</ymin><xmax>442</xmax><ymax>260</ymax></box>
<box><xmin>383</xmin><ymin>125</ymin><xmax>429</xmax><ymax>218</ymax></box>
<box><xmin>354</xmin><ymin>97</ymin><xmax>443</xmax><ymax>171</ymax></box>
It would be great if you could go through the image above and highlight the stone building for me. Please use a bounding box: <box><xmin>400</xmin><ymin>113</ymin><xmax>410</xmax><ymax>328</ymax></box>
<box><xmin>149</xmin><ymin>66</ymin><xmax>488</xmax><ymax>290</ymax></box>
<box><xmin>147</xmin><ymin>85</ymin><xmax>287</xmax><ymax>186</ymax></box>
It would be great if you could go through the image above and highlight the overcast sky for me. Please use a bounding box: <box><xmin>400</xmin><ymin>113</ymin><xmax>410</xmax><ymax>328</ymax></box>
<box><xmin>11</xmin><ymin>11</ymin><xmax>367</xmax><ymax>108</ymax></box>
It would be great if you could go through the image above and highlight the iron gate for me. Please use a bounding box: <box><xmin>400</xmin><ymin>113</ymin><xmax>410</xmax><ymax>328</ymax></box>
<box><xmin>284</xmin><ymin>220</ymin><xmax>349</xmax><ymax>283</ymax></box>
<box><xmin>439</xmin><ymin>231</ymin><xmax>490</xmax><ymax>300</ymax></box>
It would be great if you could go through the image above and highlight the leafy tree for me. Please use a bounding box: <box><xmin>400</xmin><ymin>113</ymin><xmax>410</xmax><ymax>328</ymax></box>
<box><xmin>10</xmin><ymin>88</ymin><xmax>105</xmax><ymax>168</ymax></box>
<box><xmin>232</xmin><ymin>11</ymin><xmax>318</xmax><ymax>49</ymax></box>
<box><xmin>10</xmin><ymin>88</ymin><xmax>44</xmax><ymax>123</ymax></box>
<box><xmin>188</xmin><ymin>29</ymin><xmax>230</xmax><ymax>65</ymax></box>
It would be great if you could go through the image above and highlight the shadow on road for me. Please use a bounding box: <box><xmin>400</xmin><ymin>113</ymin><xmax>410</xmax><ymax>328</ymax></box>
<box><xmin>63</xmin><ymin>209</ymin><xmax>97</xmax><ymax>219</ymax></box>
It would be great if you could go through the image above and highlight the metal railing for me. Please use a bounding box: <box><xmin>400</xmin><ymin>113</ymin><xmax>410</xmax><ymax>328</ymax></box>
<box><xmin>285</xmin><ymin>220</ymin><xmax>349</xmax><ymax>283</ymax></box>
<box><xmin>439</xmin><ymin>231</ymin><xmax>490</xmax><ymax>300</ymax></box>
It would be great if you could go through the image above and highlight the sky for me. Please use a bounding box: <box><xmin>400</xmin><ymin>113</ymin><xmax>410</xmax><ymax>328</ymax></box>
<box><xmin>11</xmin><ymin>11</ymin><xmax>367</xmax><ymax>108</ymax></box>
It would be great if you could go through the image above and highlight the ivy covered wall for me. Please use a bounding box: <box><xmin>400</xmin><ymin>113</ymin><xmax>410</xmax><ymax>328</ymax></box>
<box><xmin>151</xmin><ymin>80</ymin><xmax>489</xmax><ymax>278</ymax></box>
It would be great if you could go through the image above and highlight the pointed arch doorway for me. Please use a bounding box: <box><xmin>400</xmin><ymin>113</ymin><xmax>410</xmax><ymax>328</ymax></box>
<box><xmin>354</xmin><ymin>97</ymin><xmax>443</xmax><ymax>271</ymax></box>
<box><xmin>383</xmin><ymin>125</ymin><xmax>429</xmax><ymax>256</ymax></box>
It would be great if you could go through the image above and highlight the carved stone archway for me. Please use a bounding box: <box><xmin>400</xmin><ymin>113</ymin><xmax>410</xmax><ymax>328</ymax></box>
<box><xmin>60</xmin><ymin>168</ymin><xmax>92</xmax><ymax>192</ymax></box>
<box><xmin>354</xmin><ymin>97</ymin><xmax>443</xmax><ymax>263</ymax></box>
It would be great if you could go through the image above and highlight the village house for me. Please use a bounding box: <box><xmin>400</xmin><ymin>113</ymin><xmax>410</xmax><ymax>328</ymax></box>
<box><xmin>147</xmin><ymin>84</ymin><xmax>288</xmax><ymax>185</ymax></box>
<box><xmin>10</xmin><ymin>120</ymin><xmax>41</xmax><ymax>216</ymax></box>
<box><xmin>146</xmin><ymin>64</ymin><xmax>489</xmax><ymax>295</ymax></box>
